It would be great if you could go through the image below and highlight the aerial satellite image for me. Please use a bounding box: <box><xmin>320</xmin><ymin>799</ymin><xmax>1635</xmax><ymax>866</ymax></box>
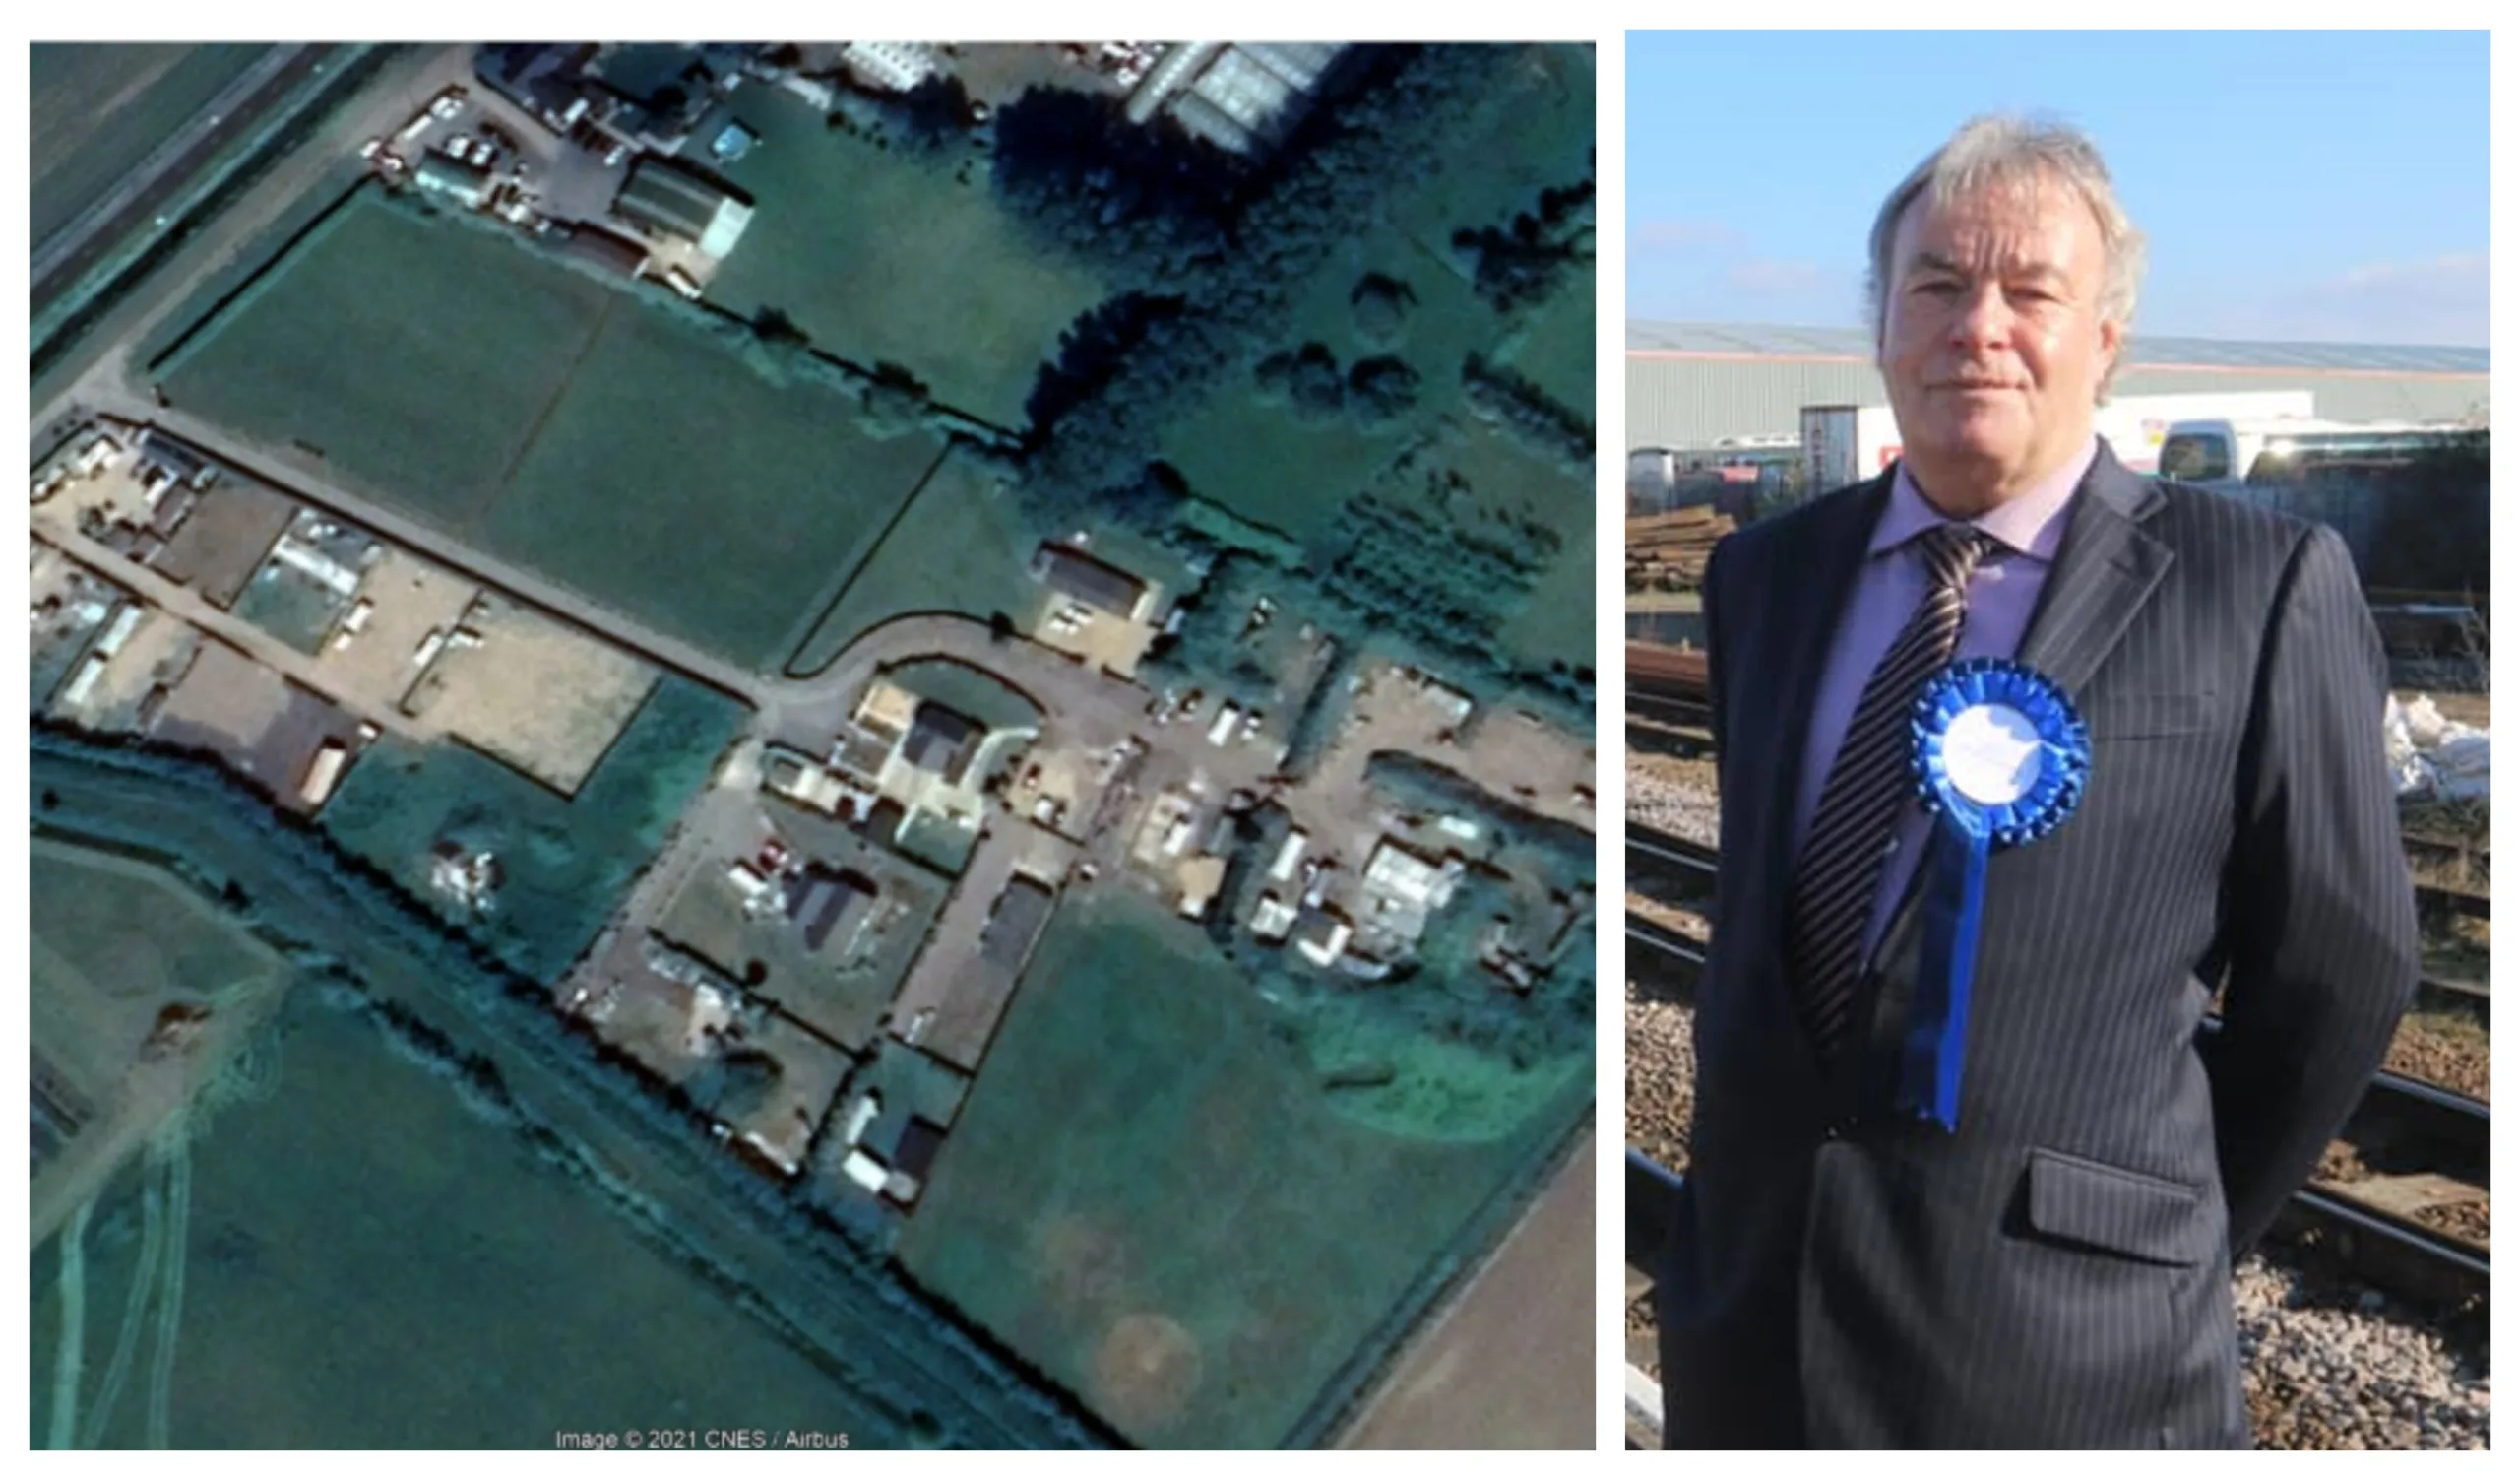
<box><xmin>30</xmin><ymin>40</ymin><xmax>1598</xmax><ymax>1448</ymax></box>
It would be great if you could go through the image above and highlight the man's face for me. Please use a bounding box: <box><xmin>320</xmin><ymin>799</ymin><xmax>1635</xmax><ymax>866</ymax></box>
<box><xmin>1878</xmin><ymin>175</ymin><xmax>2122</xmax><ymax>505</ymax></box>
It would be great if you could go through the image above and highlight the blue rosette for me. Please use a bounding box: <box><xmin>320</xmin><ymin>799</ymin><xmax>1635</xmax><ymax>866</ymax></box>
<box><xmin>1902</xmin><ymin>658</ymin><xmax>2091</xmax><ymax>1129</ymax></box>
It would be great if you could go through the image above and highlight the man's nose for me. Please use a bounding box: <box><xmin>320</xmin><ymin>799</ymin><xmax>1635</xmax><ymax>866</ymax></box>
<box><xmin>1947</xmin><ymin>282</ymin><xmax>2012</xmax><ymax>350</ymax></box>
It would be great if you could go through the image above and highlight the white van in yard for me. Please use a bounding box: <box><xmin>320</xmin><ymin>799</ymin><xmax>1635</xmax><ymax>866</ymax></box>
<box><xmin>2156</xmin><ymin>417</ymin><xmax>2474</xmax><ymax>489</ymax></box>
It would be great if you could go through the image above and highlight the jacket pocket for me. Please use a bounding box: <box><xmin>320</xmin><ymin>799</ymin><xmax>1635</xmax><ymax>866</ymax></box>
<box><xmin>2023</xmin><ymin>1148</ymin><xmax>2214</xmax><ymax>1266</ymax></box>
<box><xmin>2080</xmin><ymin>692</ymin><xmax>2215</xmax><ymax>740</ymax></box>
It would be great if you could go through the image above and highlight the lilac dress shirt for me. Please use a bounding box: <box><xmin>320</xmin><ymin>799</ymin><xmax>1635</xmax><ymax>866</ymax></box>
<box><xmin>1789</xmin><ymin>437</ymin><xmax>2097</xmax><ymax>958</ymax></box>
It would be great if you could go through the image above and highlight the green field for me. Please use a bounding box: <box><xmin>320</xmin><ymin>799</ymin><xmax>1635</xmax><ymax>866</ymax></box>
<box><xmin>1497</xmin><ymin>532</ymin><xmax>1597</xmax><ymax>670</ymax></box>
<box><xmin>705</xmin><ymin>86</ymin><xmax>1109</xmax><ymax>429</ymax></box>
<box><xmin>1497</xmin><ymin>261</ymin><xmax>1595</xmax><ymax>418</ymax></box>
<box><xmin>788</xmin><ymin>457</ymin><xmax>1039</xmax><ymax>675</ymax></box>
<box><xmin>160</xmin><ymin>192</ymin><xmax>618</xmax><ymax>522</ymax></box>
<box><xmin>32</xmin><ymin>44</ymin><xmax>269</xmax><ymax>247</ymax></box>
<box><xmin>31</xmin><ymin>907</ymin><xmax>877</xmax><ymax>1448</ymax></box>
<box><xmin>487</xmin><ymin>305</ymin><xmax>950</xmax><ymax>667</ymax></box>
<box><xmin>159</xmin><ymin>193</ymin><xmax>946</xmax><ymax>669</ymax></box>
<box><xmin>31</xmin><ymin>839</ymin><xmax>281</xmax><ymax>1012</ymax></box>
<box><xmin>896</xmin><ymin>890</ymin><xmax>1576</xmax><ymax>1448</ymax></box>
<box><xmin>319</xmin><ymin>676</ymin><xmax>746</xmax><ymax>983</ymax></box>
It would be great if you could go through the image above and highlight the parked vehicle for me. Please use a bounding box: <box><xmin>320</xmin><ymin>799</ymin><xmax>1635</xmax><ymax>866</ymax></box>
<box><xmin>1798</xmin><ymin>390</ymin><xmax>2316</xmax><ymax>491</ymax></box>
<box><xmin>2156</xmin><ymin>417</ymin><xmax>2472</xmax><ymax>488</ymax></box>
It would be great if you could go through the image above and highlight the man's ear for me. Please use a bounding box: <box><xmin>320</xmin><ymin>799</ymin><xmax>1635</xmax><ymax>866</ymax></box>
<box><xmin>2096</xmin><ymin>316</ymin><xmax>2125</xmax><ymax>388</ymax></box>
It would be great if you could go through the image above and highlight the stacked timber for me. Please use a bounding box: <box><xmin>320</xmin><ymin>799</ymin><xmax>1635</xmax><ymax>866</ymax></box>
<box><xmin>1626</xmin><ymin>506</ymin><xmax>1736</xmax><ymax>591</ymax></box>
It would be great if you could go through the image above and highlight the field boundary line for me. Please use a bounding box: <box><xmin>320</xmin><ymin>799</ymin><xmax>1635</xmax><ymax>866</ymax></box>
<box><xmin>472</xmin><ymin>290</ymin><xmax>623</xmax><ymax>533</ymax></box>
<box><xmin>141</xmin><ymin>179</ymin><xmax>373</xmax><ymax>382</ymax></box>
<box><xmin>779</xmin><ymin>439</ymin><xmax>958</xmax><ymax>678</ymax></box>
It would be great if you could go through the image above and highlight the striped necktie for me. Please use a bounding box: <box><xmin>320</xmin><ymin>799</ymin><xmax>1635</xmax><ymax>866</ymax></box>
<box><xmin>1789</xmin><ymin>522</ymin><xmax>1999</xmax><ymax>1055</ymax></box>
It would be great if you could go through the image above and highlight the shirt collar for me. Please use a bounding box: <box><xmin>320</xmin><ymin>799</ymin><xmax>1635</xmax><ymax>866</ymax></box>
<box><xmin>1871</xmin><ymin>434</ymin><xmax>2098</xmax><ymax>561</ymax></box>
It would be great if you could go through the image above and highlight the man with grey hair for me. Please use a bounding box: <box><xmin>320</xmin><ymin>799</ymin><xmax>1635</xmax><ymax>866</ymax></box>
<box><xmin>1656</xmin><ymin>114</ymin><xmax>2416</xmax><ymax>1447</ymax></box>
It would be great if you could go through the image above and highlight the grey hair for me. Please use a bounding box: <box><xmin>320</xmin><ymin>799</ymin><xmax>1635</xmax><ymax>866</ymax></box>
<box><xmin>1865</xmin><ymin>114</ymin><xmax>2148</xmax><ymax>387</ymax></box>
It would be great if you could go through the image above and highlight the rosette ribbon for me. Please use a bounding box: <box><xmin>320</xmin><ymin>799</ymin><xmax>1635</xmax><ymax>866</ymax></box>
<box><xmin>1904</xmin><ymin>658</ymin><xmax>2090</xmax><ymax>1129</ymax></box>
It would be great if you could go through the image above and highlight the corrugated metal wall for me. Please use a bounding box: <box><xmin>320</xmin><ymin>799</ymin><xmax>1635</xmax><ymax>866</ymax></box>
<box><xmin>1627</xmin><ymin>358</ymin><xmax>2490</xmax><ymax>451</ymax></box>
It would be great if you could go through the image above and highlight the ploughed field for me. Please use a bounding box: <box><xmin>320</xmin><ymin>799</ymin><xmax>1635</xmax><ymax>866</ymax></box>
<box><xmin>157</xmin><ymin>191</ymin><xmax>948</xmax><ymax>671</ymax></box>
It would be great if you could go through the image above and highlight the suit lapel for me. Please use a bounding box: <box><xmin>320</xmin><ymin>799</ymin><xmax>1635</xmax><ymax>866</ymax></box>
<box><xmin>2015</xmin><ymin>445</ymin><xmax>2174</xmax><ymax>696</ymax></box>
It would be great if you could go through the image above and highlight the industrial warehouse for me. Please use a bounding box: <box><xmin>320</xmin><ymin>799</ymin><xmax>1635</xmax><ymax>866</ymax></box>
<box><xmin>1625</xmin><ymin>319</ymin><xmax>2491</xmax><ymax>643</ymax></box>
<box><xmin>1628</xmin><ymin>319</ymin><xmax>2489</xmax><ymax>452</ymax></box>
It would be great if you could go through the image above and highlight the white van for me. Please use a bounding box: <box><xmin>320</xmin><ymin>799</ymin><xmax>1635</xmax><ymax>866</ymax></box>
<box><xmin>2157</xmin><ymin>417</ymin><xmax>2472</xmax><ymax>488</ymax></box>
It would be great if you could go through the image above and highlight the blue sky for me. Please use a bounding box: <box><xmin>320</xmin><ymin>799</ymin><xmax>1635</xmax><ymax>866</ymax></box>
<box><xmin>1625</xmin><ymin>30</ymin><xmax>2489</xmax><ymax>346</ymax></box>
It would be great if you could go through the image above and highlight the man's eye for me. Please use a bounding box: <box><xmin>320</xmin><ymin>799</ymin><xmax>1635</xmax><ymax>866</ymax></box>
<box><xmin>1913</xmin><ymin>280</ymin><xmax>1960</xmax><ymax>297</ymax></box>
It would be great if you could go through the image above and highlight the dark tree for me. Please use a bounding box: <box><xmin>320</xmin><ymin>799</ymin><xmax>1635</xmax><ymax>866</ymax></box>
<box><xmin>1349</xmin><ymin>272</ymin><xmax>1417</xmax><ymax>347</ymax></box>
<box><xmin>1347</xmin><ymin>355</ymin><xmax>1421</xmax><ymax>425</ymax></box>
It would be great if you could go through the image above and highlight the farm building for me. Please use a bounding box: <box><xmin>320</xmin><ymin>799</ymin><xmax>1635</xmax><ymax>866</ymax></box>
<box><xmin>1031</xmin><ymin>542</ymin><xmax>1150</xmax><ymax>620</ymax></box>
<box><xmin>841</xmin><ymin>41</ymin><xmax>941</xmax><ymax>92</ymax></box>
<box><xmin>1139</xmin><ymin>42</ymin><xmax>1348</xmax><ymax>156</ymax></box>
<box><xmin>613</xmin><ymin>157</ymin><xmax>754</xmax><ymax>260</ymax></box>
<box><xmin>1627</xmin><ymin>320</ymin><xmax>2490</xmax><ymax>453</ymax></box>
<box><xmin>554</xmin><ymin>222</ymin><xmax>650</xmax><ymax>278</ymax></box>
<box><xmin>888</xmin><ymin>1116</ymin><xmax>947</xmax><ymax>1182</ymax></box>
<box><xmin>786</xmin><ymin>868</ymin><xmax>876</xmax><ymax>953</ymax></box>
<box><xmin>977</xmin><ymin>874</ymin><xmax>1055</xmax><ymax>972</ymax></box>
<box><xmin>412</xmin><ymin>150</ymin><xmax>494</xmax><ymax>210</ymax></box>
<box><xmin>474</xmin><ymin>43</ymin><xmax>599</xmax><ymax>134</ymax></box>
<box><xmin>901</xmin><ymin>702</ymin><xmax>981</xmax><ymax>785</ymax></box>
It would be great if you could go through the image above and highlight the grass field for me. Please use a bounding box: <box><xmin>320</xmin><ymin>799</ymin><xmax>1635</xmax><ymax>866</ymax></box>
<box><xmin>32</xmin><ymin>840</ymin><xmax>281</xmax><ymax>1016</ymax></box>
<box><xmin>32</xmin><ymin>44</ymin><xmax>269</xmax><ymax>247</ymax></box>
<box><xmin>30</xmin><ymin>988</ymin><xmax>881</xmax><ymax>1448</ymax></box>
<box><xmin>1496</xmin><ymin>534</ymin><xmax>1597</xmax><ymax>671</ymax></box>
<box><xmin>158</xmin><ymin>193</ymin><xmax>948</xmax><ymax>670</ymax></box>
<box><xmin>1496</xmin><ymin>261</ymin><xmax>1594</xmax><ymax>420</ymax></box>
<box><xmin>160</xmin><ymin>192</ymin><xmax>618</xmax><ymax>523</ymax></box>
<box><xmin>896</xmin><ymin>890</ymin><xmax>1575</xmax><ymax>1448</ymax></box>
<box><xmin>487</xmin><ymin>305</ymin><xmax>950</xmax><ymax>667</ymax></box>
<box><xmin>705</xmin><ymin>86</ymin><xmax>1108</xmax><ymax>429</ymax></box>
<box><xmin>788</xmin><ymin>457</ymin><xmax>1038</xmax><ymax>675</ymax></box>
<box><xmin>319</xmin><ymin>676</ymin><xmax>746</xmax><ymax>983</ymax></box>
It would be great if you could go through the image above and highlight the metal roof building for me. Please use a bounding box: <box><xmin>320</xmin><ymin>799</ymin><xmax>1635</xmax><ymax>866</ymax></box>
<box><xmin>613</xmin><ymin>157</ymin><xmax>754</xmax><ymax>260</ymax></box>
<box><xmin>1628</xmin><ymin>321</ymin><xmax>2489</xmax><ymax>451</ymax></box>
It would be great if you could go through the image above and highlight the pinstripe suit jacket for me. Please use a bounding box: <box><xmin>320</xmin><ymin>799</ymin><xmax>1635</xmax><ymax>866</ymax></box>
<box><xmin>1657</xmin><ymin>443</ymin><xmax>2420</xmax><ymax>1448</ymax></box>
